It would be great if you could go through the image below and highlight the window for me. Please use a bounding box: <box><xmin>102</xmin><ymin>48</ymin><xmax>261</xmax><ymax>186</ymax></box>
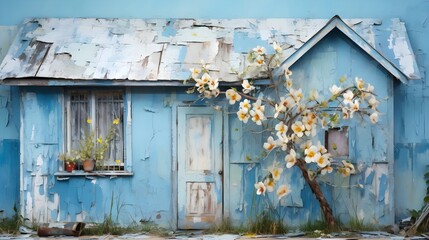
<box><xmin>65</xmin><ymin>89</ymin><xmax>125</xmax><ymax>172</ymax></box>
<box><xmin>325</xmin><ymin>127</ymin><xmax>349</xmax><ymax>158</ymax></box>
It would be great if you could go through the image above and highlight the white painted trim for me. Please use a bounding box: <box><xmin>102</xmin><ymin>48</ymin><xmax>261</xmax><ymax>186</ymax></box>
<box><xmin>277</xmin><ymin>16</ymin><xmax>409</xmax><ymax>85</ymax></box>
<box><xmin>60</xmin><ymin>90</ymin><xmax>66</xmax><ymax>172</ymax></box>
<box><xmin>171</xmin><ymin>102</ymin><xmax>179</xmax><ymax>229</ymax></box>
<box><xmin>125</xmin><ymin>87</ymin><xmax>133</xmax><ymax>172</ymax></box>
<box><xmin>222</xmin><ymin>107</ymin><xmax>230</xmax><ymax>220</ymax></box>
<box><xmin>19</xmin><ymin>89</ymin><xmax>25</xmax><ymax>220</ymax></box>
<box><xmin>61</xmin><ymin>88</ymin><xmax>130</xmax><ymax>173</ymax></box>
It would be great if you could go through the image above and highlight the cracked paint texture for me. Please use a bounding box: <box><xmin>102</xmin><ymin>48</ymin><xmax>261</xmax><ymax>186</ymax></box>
<box><xmin>0</xmin><ymin>17</ymin><xmax>420</xmax><ymax>83</ymax></box>
<box><xmin>226</xmin><ymin>30</ymin><xmax>395</xmax><ymax>226</ymax></box>
<box><xmin>20</xmin><ymin>87</ymin><xmax>178</xmax><ymax>226</ymax></box>
<box><xmin>0</xmin><ymin>14</ymin><xmax>423</xmax><ymax>228</ymax></box>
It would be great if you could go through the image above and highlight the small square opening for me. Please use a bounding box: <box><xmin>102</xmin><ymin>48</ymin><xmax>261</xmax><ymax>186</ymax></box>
<box><xmin>325</xmin><ymin>127</ymin><xmax>349</xmax><ymax>158</ymax></box>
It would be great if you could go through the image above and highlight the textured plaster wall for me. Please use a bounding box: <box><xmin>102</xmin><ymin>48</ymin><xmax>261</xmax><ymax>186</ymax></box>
<box><xmin>0</xmin><ymin>0</ymin><xmax>428</xmax><ymax>222</ymax></box>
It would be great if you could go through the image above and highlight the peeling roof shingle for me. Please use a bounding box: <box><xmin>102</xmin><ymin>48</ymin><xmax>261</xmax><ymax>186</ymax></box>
<box><xmin>0</xmin><ymin>17</ymin><xmax>421</xmax><ymax>85</ymax></box>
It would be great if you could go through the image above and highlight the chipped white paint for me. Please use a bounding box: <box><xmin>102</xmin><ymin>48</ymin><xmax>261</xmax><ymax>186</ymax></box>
<box><xmin>186</xmin><ymin>116</ymin><xmax>212</xmax><ymax>171</ymax></box>
<box><xmin>25</xmin><ymin>192</ymin><xmax>32</xmax><ymax>220</ymax></box>
<box><xmin>344</xmin><ymin>19</ymin><xmax>382</xmax><ymax>47</ymax></box>
<box><xmin>0</xmin><ymin>17</ymin><xmax>419</xmax><ymax>83</ymax></box>
<box><xmin>30</xmin><ymin>124</ymin><xmax>35</xmax><ymax>142</ymax></box>
<box><xmin>33</xmin><ymin>154</ymin><xmax>48</xmax><ymax>222</ymax></box>
<box><xmin>75</xmin><ymin>212</ymin><xmax>85</xmax><ymax>222</ymax></box>
<box><xmin>177</xmin><ymin>107</ymin><xmax>222</xmax><ymax>229</ymax></box>
<box><xmin>388</xmin><ymin>19</ymin><xmax>421</xmax><ymax>79</ymax></box>
<box><xmin>186</xmin><ymin>183</ymin><xmax>215</xmax><ymax>215</ymax></box>
<box><xmin>373</xmin><ymin>164</ymin><xmax>390</xmax><ymax>205</ymax></box>
<box><xmin>127</xmin><ymin>96</ymin><xmax>132</xmax><ymax>125</ymax></box>
<box><xmin>47</xmin><ymin>193</ymin><xmax>60</xmax><ymax>222</ymax></box>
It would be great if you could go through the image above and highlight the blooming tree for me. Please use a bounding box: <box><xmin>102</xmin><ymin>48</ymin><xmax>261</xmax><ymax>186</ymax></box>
<box><xmin>185</xmin><ymin>43</ymin><xmax>380</xmax><ymax>228</ymax></box>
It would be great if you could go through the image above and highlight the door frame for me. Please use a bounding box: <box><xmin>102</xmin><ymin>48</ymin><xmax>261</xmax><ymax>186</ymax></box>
<box><xmin>171</xmin><ymin>103</ymin><xmax>230</xmax><ymax>229</ymax></box>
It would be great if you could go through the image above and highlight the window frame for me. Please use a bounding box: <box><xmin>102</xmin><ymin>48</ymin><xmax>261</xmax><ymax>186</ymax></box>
<box><xmin>325</xmin><ymin>126</ymin><xmax>350</xmax><ymax>159</ymax></box>
<box><xmin>56</xmin><ymin>87</ymin><xmax>133</xmax><ymax>177</ymax></box>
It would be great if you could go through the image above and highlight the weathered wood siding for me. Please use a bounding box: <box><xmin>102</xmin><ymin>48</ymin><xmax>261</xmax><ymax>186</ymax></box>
<box><xmin>1</xmin><ymin>0</ymin><xmax>429</xmax><ymax>228</ymax></box>
<box><xmin>17</xmin><ymin>31</ymin><xmax>396</xmax><ymax>228</ymax></box>
<box><xmin>0</xmin><ymin>26</ymin><xmax>19</xmax><ymax>218</ymax></box>
<box><xmin>20</xmin><ymin>87</ymin><xmax>175</xmax><ymax>226</ymax></box>
<box><xmin>226</xmin><ymin>30</ymin><xmax>395</xmax><ymax>226</ymax></box>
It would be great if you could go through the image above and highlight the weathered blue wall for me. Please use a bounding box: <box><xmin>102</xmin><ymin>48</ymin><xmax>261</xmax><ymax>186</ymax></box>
<box><xmin>18</xmin><ymin>43</ymin><xmax>394</xmax><ymax>227</ymax></box>
<box><xmin>19</xmin><ymin>87</ymin><xmax>182</xmax><ymax>227</ymax></box>
<box><xmin>0</xmin><ymin>0</ymin><xmax>428</xmax><ymax>225</ymax></box>
<box><xmin>291</xmin><ymin>30</ymin><xmax>395</xmax><ymax>226</ymax></box>
<box><xmin>227</xmin><ymin>29</ymin><xmax>395</xmax><ymax>227</ymax></box>
<box><xmin>0</xmin><ymin>26</ymin><xmax>19</xmax><ymax>218</ymax></box>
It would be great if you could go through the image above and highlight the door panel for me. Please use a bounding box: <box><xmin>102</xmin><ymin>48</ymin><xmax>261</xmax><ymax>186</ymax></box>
<box><xmin>177</xmin><ymin>107</ymin><xmax>223</xmax><ymax>229</ymax></box>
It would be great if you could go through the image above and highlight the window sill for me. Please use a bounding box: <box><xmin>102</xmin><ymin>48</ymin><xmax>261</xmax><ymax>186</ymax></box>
<box><xmin>55</xmin><ymin>171</ymin><xmax>133</xmax><ymax>178</ymax></box>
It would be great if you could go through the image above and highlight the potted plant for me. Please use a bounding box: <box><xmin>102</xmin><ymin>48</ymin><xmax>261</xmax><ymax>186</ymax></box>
<box><xmin>78</xmin><ymin>132</ymin><xmax>96</xmax><ymax>172</ymax></box>
<box><xmin>59</xmin><ymin>152</ymin><xmax>78</xmax><ymax>172</ymax></box>
<box><xmin>77</xmin><ymin>118</ymin><xmax>119</xmax><ymax>172</ymax></box>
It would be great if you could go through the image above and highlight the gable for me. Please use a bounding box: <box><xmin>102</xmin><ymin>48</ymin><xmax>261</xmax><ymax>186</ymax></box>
<box><xmin>290</xmin><ymin>28</ymin><xmax>397</xmax><ymax>93</ymax></box>
<box><xmin>278</xmin><ymin>16</ymin><xmax>417</xmax><ymax>84</ymax></box>
<box><xmin>0</xmin><ymin>16</ymin><xmax>420</xmax><ymax>86</ymax></box>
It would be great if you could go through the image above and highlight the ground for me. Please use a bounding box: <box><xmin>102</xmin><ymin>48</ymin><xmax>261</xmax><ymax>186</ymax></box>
<box><xmin>0</xmin><ymin>232</ymin><xmax>424</xmax><ymax>239</ymax></box>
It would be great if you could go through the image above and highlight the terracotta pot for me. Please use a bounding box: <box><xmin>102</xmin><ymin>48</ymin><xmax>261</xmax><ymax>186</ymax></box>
<box><xmin>65</xmin><ymin>162</ymin><xmax>76</xmax><ymax>172</ymax></box>
<box><xmin>82</xmin><ymin>159</ymin><xmax>95</xmax><ymax>172</ymax></box>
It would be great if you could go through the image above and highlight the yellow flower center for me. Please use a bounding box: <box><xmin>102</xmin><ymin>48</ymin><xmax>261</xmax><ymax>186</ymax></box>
<box><xmin>254</xmin><ymin>114</ymin><xmax>260</xmax><ymax>121</ymax></box>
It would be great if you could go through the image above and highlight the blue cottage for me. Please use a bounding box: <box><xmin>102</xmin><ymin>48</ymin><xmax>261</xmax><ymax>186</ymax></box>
<box><xmin>0</xmin><ymin>16</ymin><xmax>421</xmax><ymax>228</ymax></box>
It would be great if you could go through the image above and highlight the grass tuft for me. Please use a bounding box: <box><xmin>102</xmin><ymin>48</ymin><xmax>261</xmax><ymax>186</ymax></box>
<box><xmin>299</xmin><ymin>219</ymin><xmax>328</xmax><ymax>233</ymax></box>
<box><xmin>246</xmin><ymin>211</ymin><xmax>288</xmax><ymax>234</ymax></box>
<box><xmin>205</xmin><ymin>218</ymin><xmax>245</xmax><ymax>234</ymax></box>
<box><xmin>346</xmin><ymin>217</ymin><xmax>377</xmax><ymax>231</ymax></box>
<box><xmin>0</xmin><ymin>205</ymin><xmax>29</xmax><ymax>234</ymax></box>
<box><xmin>82</xmin><ymin>220</ymin><xmax>169</xmax><ymax>236</ymax></box>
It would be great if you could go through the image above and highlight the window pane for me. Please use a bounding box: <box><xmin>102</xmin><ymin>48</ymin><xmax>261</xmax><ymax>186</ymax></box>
<box><xmin>69</xmin><ymin>91</ymin><xmax>90</xmax><ymax>151</ymax></box>
<box><xmin>96</xmin><ymin>91</ymin><xmax>124</xmax><ymax>166</ymax></box>
<box><xmin>66</xmin><ymin>90</ymin><xmax>125</xmax><ymax>172</ymax></box>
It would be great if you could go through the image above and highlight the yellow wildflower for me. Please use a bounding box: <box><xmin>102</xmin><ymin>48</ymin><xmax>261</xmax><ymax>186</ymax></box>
<box><xmin>97</xmin><ymin>137</ymin><xmax>103</xmax><ymax>144</ymax></box>
<box><xmin>86</xmin><ymin>119</ymin><xmax>92</xmax><ymax>124</ymax></box>
<box><xmin>113</xmin><ymin>118</ymin><xmax>120</xmax><ymax>125</ymax></box>
<box><xmin>115</xmin><ymin>159</ymin><xmax>121</xmax><ymax>165</ymax></box>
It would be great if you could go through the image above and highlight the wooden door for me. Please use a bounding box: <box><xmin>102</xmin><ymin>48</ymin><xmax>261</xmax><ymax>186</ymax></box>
<box><xmin>177</xmin><ymin>106</ymin><xmax>223</xmax><ymax>229</ymax></box>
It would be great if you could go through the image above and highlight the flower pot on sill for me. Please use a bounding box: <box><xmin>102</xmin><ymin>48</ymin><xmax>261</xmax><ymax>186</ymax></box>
<box><xmin>65</xmin><ymin>162</ymin><xmax>76</xmax><ymax>173</ymax></box>
<box><xmin>82</xmin><ymin>159</ymin><xmax>95</xmax><ymax>172</ymax></box>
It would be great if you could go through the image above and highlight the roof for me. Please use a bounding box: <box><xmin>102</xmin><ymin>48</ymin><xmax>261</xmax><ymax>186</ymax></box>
<box><xmin>0</xmin><ymin>16</ymin><xmax>421</xmax><ymax>86</ymax></box>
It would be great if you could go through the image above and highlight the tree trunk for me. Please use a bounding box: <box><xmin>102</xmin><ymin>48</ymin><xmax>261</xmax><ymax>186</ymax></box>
<box><xmin>295</xmin><ymin>158</ymin><xmax>337</xmax><ymax>229</ymax></box>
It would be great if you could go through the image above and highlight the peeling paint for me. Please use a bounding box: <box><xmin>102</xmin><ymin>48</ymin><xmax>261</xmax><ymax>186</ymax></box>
<box><xmin>0</xmin><ymin>17</ymin><xmax>420</xmax><ymax>84</ymax></box>
<box><xmin>388</xmin><ymin>19</ymin><xmax>422</xmax><ymax>79</ymax></box>
<box><xmin>0</xmin><ymin>15</ymin><xmax>417</xmax><ymax>229</ymax></box>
